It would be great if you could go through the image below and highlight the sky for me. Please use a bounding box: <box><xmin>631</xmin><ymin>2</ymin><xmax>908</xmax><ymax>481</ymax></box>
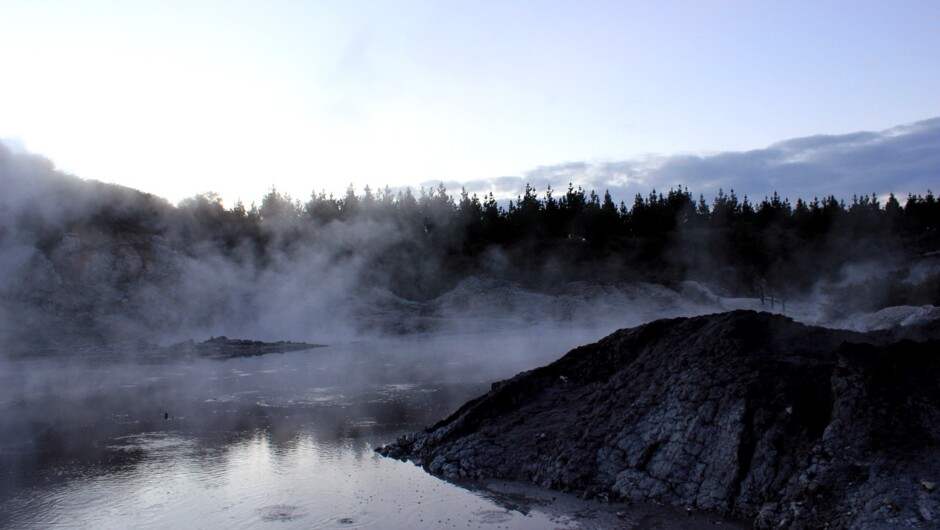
<box><xmin>1</xmin><ymin>0</ymin><xmax>938</xmax><ymax>206</ymax></box>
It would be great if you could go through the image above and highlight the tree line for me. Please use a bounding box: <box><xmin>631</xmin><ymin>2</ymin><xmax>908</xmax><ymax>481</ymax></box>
<box><xmin>166</xmin><ymin>183</ymin><xmax>939</xmax><ymax>304</ymax></box>
<box><xmin>182</xmin><ymin>183</ymin><xmax>939</xmax><ymax>242</ymax></box>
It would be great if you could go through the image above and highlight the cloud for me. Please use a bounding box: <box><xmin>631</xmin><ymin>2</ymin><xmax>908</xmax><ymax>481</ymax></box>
<box><xmin>448</xmin><ymin>117</ymin><xmax>940</xmax><ymax>203</ymax></box>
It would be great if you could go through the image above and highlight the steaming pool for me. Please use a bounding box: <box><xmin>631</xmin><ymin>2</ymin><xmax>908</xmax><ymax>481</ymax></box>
<box><xmin>1</xmin><ymin>328</ymin><xmax>740</xmax><ymax>529</ymax></box>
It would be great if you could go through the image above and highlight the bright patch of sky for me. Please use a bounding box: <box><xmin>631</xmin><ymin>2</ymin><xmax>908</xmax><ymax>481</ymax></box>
<box><xmin>1</xmin><ymin>1</ymin><xmax>938</xmax><ymax>205</ymax></box>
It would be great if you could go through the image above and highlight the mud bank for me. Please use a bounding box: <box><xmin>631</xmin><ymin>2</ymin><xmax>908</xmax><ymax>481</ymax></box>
<box><xmin>379</xmin><ymin>310</ymin><xmax>940</xmax><ymax>529</ymax></box>
<box><xmin>165</xmin><ymin>336</ymin><xmax>326</xmax><ymax>359</ymax></box>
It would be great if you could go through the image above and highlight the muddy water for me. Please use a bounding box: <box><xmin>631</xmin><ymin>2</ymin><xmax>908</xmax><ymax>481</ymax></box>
<box><xmin>0</xmin><ymin>328</ymin><xmax>743</xmax><ymax>529</ymax></box>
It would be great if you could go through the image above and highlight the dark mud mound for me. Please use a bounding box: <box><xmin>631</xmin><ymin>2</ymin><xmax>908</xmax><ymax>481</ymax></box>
<box><xmin>378</xmin><ymin>310</ymin><xmax>940</xmax><ymax>529</ymax></box>
<box><xmin>165</xmin><ymin>336</ymin><xmax>325</xmax><ymax>359</ymax></box>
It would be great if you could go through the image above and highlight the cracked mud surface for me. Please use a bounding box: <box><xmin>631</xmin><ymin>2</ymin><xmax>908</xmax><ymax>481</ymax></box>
<box><xmin>379</xmin><ymin>310</ymin><xmax>940</xmax><ymax>529</ymax></box>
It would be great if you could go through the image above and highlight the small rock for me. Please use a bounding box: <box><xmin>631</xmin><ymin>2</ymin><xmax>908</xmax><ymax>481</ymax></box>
<box><xmin>922</xmin><ymin>481</ymin><xmax>936</xmax><ymax>492</ymax></box>
<box><xmin>919</xmin><ymin>505</ymin><xmax>933</xmax><ymax>522</ymax></box>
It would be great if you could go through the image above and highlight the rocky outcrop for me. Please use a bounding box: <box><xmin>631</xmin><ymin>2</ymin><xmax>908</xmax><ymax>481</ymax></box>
<box><xmin>378</xmin><ymin>310</ymin><xmax>940</xmax><ymax>529</ymax></box>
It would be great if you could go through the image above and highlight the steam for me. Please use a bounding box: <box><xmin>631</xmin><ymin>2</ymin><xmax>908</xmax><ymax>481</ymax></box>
<box><xmin>0</xmin><ymin>144</ymin><xmax>414</xmax><ymax>347</ymax></box>
<box><xmin>2</xmin><ymin>129</ymin><xmax>938</xmax><ymax>357</ymax></box>
<box><xmin>0</xmin><ymin>144</ymin><xmax>658</xmax><ymax>351</ymax></box>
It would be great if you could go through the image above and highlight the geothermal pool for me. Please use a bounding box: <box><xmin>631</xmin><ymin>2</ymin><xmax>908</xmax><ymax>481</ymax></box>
<box><xmin>0</xmin><ymin>328</ymin><xmax>740</xmax><ymax>529</ymax></box>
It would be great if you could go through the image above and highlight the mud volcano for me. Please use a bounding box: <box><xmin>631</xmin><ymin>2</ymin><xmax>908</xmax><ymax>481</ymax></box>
<box><xmin>378</xmin><ymin>310</ymin><xmax>940</xmax><ymax>529</ymax></box>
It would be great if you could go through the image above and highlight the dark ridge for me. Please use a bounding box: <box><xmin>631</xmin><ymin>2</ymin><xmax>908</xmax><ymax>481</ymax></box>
<box><xmin>377</xmin><ymin>310</ymin><xmax>940</xmax><ymax>529</ymax></box>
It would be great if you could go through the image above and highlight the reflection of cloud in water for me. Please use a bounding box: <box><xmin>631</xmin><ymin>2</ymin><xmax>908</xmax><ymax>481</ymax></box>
<box><xmin>475</xmin><ymin>509</ymin><xmax>514</xmax><ymax>523</ymax></box>
<box><xmin>258</xmin><ymin>503</ymin><xmax>306</xmax><ymax>522</ymax></box>
<box><xmin>256</xmin><ymin>387</ymin><xmax>352</xmax><ymax>408</ymax></box>
<box><xmin>206</xmin><ymin>389</ymin><xmax>261</xmax><ymax>404</ymax></box>
<box><xmin>381</xmin><ymin>383</ymin><xmax>417</xmax><ymax>392</ymax></box>
<box><xmin>109</xmin><ymin>433</ymin><xmax>195</xmax><ymax>453</ymax></box>
<box><xmin>347</xmin><ymin>418</ymin><xmax>377</xmax><ymax>428</ymax></box>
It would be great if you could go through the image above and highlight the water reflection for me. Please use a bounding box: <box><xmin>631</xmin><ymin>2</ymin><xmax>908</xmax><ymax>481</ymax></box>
<box><xmin>0</xmin><ymin>329</ymin><xmax>744</xmax><ymax>529</ymax></box>
<box><xmin>3</xmin><ymin>423</ymin><xmax>580</xmax><ymax>529</ymax></box>
<box><xmin>0</xmin><ymin>330</ymin><xmax>614</xmax><ymax>529</ymax></box>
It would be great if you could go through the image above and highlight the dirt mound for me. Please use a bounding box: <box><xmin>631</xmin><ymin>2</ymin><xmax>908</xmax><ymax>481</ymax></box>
<box><xmin>378</xmin><ymin>310</ymin><xmax>940</xmax><ymax>529</ymax></box>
